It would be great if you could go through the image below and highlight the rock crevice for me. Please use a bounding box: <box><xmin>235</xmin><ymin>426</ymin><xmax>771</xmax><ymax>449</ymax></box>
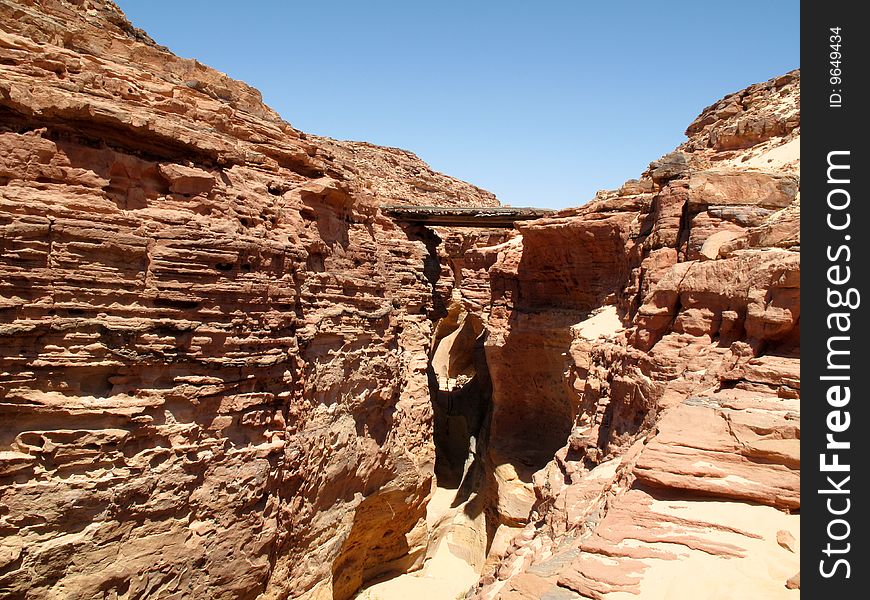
<box><xmin>0</xmin><ymin>3</ymin><xmax>799</xmax><ymax>599</ymax></box>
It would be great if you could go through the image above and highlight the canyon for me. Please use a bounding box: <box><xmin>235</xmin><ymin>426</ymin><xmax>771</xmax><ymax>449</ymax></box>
<box><xmin>0</xmin><ymin>2</ymin><xmax>799</xmax><ymax>599</ymax></box>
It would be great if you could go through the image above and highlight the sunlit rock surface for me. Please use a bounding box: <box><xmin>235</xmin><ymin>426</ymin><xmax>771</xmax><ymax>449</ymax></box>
<box><xmin>0</xmin><ymin>2</ymin><xmax>800</xmax><ymax>598</ymax></box>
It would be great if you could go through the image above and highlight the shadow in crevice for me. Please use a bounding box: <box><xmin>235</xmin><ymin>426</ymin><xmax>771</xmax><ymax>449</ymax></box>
<box><xmin>404</xmin><ymin>224</ymin><xmax>447</xmax><ymax>320</ymax></box>
<box><xmin>330</xmin><ymin>487</ymin><xmax>424</xmax><ymax>600</ymax></box>
<box><xmin>429</xmin><ymin>312</ymin><xmax>492</xmax><ymax>507</ymax></box>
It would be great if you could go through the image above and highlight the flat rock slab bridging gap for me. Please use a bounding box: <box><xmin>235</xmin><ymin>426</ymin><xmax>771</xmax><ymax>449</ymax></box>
<box><xmin>382</xmin><ymin>205</ymin><xmax>554</xmax><ymax>227</ymax></box>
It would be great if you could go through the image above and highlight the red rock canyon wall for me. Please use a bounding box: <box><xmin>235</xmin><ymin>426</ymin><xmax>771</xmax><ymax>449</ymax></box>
<box><xmin>1</xmin><ymin>2</ymin><xmax>801</xmax><ymax>599</ymax></box>
<box><xmin>472</xmin><ymin>70</ymin><xmax>800</xmax><ymax>599</ymax></box>
<box><xmin>0</xmin><ymin>2</ymin><xmax>495</xmax><ymax>598</ymax></box>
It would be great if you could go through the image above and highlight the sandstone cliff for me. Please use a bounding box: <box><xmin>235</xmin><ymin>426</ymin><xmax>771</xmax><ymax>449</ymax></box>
<box><xmin>0</xmin><ymin>1</ymin><xmax>493</xmax><ymax>598</ymax></box>
<box><xmin>1</xmin><ymin>2</ymin><xmax>799</xmax><ymax>599</ymax></box>
<box><xmin>469</xmin><ymin>71</ymin><xmax>800</xmax><ymax>599</ymax></box>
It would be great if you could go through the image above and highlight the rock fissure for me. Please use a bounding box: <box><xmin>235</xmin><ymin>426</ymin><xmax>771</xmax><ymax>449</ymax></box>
<box><xmin>0</xmin><ymin>4</ymin><xmax>800</xmax><ymax>599</ymax></box>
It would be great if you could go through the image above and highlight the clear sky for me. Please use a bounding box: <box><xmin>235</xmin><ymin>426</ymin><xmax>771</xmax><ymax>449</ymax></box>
<box><xmin>117</xmin><ymin>1</ymin><xmax>799</xmax><ymax>209</ymax></box>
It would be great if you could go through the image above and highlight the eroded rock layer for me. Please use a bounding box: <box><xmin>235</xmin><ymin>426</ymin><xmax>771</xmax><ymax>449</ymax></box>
<box><xmin>0</xmin><ymin>2</ymin><xmax>497</xmax><ymax>599</ymax></box>
<box><xmin>1</xmin><ymin>2</ymin><xmax>800</xmax><ymax>599</ymax></box>
<box><xmin>470</xmin><ymin>70</ymin><xmax>800</xmax><ymax>599</ymax></box>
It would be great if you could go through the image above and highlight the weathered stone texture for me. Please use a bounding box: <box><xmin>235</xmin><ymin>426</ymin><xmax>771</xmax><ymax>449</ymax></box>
<box><xmin>0</xmin><ymin>1</ymin><xmax>802</xmax><ymax>598</ymax></box>
<box><xmin>0</xmin><ymin>2</ymin><xmax>497</xmax><ymax>598</ymax></box>
<box><xmin>472</xmin><ymin>70</ymin><xmax>800</xmax><ymax>600</ymax></box>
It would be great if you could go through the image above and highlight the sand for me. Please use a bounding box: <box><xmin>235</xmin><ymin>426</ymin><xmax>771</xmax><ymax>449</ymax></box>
<box><xmin>607</xmin><ymin>498</ymin><xmax>800</xmax><ymax>600</ymax></box>
<box><xmin>573</xmin><ymin>305</ymin><xmax>624</xmax><ymax>341</ymax></box>
<box><xmin>354</xmin><ymin>486</ymin><xmax>485</xmax><ymax>600</ymax></box>
<box><xmin>722</xmin><ymin>136</ymin><xmax>800</xmax><ymax>173</ymax></box>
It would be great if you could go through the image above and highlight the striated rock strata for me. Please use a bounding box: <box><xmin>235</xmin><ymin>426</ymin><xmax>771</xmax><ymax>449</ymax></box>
<box><xmin>0</xmin><ymin>2</ymin><xmax>496</xmax><ymax>599</ymax></box>
<box><xmin>1</xmin><ymin>1</ymin><xmax>800</xmax><ymax>599</ymax></box>
<box><xmin>469</xmin><ymin>70</ymin><xmax>800</xmax><ymax>599</ymax></box>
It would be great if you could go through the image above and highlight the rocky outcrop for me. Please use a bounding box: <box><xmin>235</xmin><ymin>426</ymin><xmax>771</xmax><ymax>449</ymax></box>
<box><xmin>470</xmin><ymin>70</ymin><xmax>800</xmax><ymax>599</ymax></box>
<box><xmin>311</xmin><ymin>139</ymin><xmax>499</xmax><ymax>209</ymax></box>
<box><xmin>0</xmin><ymin>2</ymin><xmax>499</xmax><ymax>599</ymax></box>
<box><xmin>0</xmin><ymin>1</ymin><xmax>800</xmax><ymax>598</ymax></box>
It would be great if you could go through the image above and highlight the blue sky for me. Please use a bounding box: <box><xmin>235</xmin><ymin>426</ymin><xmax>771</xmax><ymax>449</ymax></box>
<box><xmin>117</xmin><ymin>1</ymin><xmax>799</xmax><ymax>209</ymax></box>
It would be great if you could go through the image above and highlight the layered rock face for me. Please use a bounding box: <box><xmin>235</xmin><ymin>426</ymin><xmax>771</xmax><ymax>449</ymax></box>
<box><xmin>0</xmin><ymin>2</ymin><xmax>496</xmax><ymax>599</ymax></box>
<box><xmin>471</xmin><ymin>71</ymin><xmax>800</xmax><ymax>599</ymax></box>
<box><xmin>1</xmin><ymin>2</ymin><xmax>800</xmax><ymax>599</ymax></box>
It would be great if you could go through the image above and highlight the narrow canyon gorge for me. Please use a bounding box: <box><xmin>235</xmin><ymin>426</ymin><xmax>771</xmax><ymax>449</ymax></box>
<box><xmin>0</xmin><ymin>2</ymin><xmax>800</xmax><ymax>599</ymax></box>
